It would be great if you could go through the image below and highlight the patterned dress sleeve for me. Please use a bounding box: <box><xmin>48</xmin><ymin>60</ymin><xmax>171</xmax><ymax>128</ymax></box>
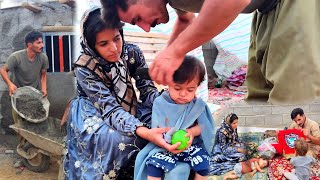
<box><xmin>234</xmin><ymin>131</ymin><xmax>245</xmax><ymax>146</ymax></box>
<box><xmin>218</xmin><ymin>130</ymin><xmax>238</xmax><ymax>154</ymax></box>
<box><xmin>124</xmin><ymin>44</ymin><xmax>160</xmax><ymax>108</ymax></box>
<box><xmin>75</xmin><ymin>67</ymin><xmax>142</xmax><ymax>134</ymax></box>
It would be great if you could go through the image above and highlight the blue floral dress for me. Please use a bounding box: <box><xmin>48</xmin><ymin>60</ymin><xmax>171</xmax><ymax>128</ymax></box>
<box><xmin>63</xmin><ymin>43</ymin><xmax>159</xmax><ymax>180</ymax></box>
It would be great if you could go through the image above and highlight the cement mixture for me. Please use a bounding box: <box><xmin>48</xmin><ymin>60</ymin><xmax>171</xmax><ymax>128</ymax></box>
<box><xmin>16</xmin><ymin>94</ymin><xmax>46</xmax><ymax>120</ymax></box>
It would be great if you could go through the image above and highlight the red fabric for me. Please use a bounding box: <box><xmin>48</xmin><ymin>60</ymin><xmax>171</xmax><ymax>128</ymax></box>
<box><xmin>207</xmin><ymin>88</ymin><xmax>245</xmax><ymax>109</ymax></box>
<box><xmin>268</xmin><ymin>155</ymin><xmax>320</xmax><ymax>180</ymax></box>
<box><xmin>271</xmin><ymin>129</ymin><xmax>306</xmax><ymax>156</ymax></box>
<box><xmin>268</xmin><ymin>155</ymin><xmax>294</xmax><ymax>180</ymax></box>
<box><xmin>272</xmin><ymin>143</ymin><xmax>283</xmax><ymax>154</ymax></box>
<box><xmin>278</xmin><ymin>129</ymin><xmax>305</xmax><ymax>155</ymax></box>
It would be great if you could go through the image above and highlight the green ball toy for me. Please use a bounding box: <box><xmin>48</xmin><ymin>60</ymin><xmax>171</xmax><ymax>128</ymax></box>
<box><xmin>171</xmin><ymin>130</ymin><xmax>190</xmax><ymax>150</ymax></box>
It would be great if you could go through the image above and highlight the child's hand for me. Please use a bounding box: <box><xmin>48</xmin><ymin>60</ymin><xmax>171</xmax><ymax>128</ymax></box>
<box><xmin>185</xmin><ymin>129</ymin><xmax>194</xmax><ymax>148</ymax></box>
<box><xmin>249</xmin><ymin>172</ymin><xmax>255</xmax><ymax>177</ymax></box>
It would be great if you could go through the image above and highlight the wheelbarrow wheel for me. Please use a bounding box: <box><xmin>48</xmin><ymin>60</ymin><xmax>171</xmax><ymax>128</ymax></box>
<box><xmin>22</xmin><ymin>142</ymin><xmax>50</xmax><ymax>172</ymax></box>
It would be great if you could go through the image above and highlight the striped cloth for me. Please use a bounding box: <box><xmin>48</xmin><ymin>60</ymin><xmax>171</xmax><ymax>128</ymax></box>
<box><xmin>213</xmin><ymin>14</ymin><xmax>252</xmax><ymax>80</ymax></box>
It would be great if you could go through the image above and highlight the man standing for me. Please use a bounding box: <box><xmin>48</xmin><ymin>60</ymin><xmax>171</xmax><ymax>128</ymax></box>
<box><xmin>290</xmin><ymin>108</ymin><xmax>320</xmax><ymax>158</ymax></box>
<box><xmin>0</xmin><ymin>30</ymin><xmax>49</xmax><ymax>124</ymax></box>
<box><xmin>0</xmin><ymin>30</ymin><xmax>49</xmax><ymax>96</ymax></box>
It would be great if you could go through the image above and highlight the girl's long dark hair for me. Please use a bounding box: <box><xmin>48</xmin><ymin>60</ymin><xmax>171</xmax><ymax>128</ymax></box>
<box><xmin>83</xmin><ymin>8</ymin><xmax>125</xmax><ymax>57</ymax></box>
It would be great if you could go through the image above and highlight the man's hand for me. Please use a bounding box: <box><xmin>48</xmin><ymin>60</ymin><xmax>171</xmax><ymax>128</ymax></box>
<box><xmin>8</xmin><ymin>83</ymin><xmax>17</xmax><ymax>96</ymax></box>
<box><xmin>149</xmin><ymin>47</ymin><xmax>184</xmax><ymax>86</ymax></box>
<box><xmin>42</xmin><ymin>89</ymin><xmax>48</xmax><ymax>97</ymax></box>
<box><xmin>302</xmin><ymin>129</ymin><xmax>310</xmax><ymax>138</ymax></box>
<box><xmin>136</xmin><ymin>127</ymin><xmax>185</xmax><ymax>154</ymax></box>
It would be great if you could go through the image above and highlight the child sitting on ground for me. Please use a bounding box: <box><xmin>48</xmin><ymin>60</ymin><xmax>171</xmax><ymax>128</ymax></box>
<box><xmin>283</xmin><ymin>138</ymin><xmax>316</xmax><ymax>180</ymax></box>
<box><xmin>134</xmin><ymin>55</ymin><xmax>214</xmax><ymax>180</ymax></box>
<box><xmin>223</xmin><ymin>157</ymin><xmax>269</xmax><ymax>180</ymax></box>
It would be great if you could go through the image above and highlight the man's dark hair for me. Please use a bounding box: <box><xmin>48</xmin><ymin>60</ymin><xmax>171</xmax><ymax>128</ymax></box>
<box><xmin>291</xmin><ymin>108</ymin><xmax>304</xmax><ymax>120</ymax></box>
<box><xmin>173</xmin><ymin>55</ymin><xmax>205</xmax><ymax>86</ymax></box>
<box><xmin>83</xmin><ymin>8</ymin><xmax>124</xmax><ymax>52</ymax></box>
<box><xmin>24</xmin><ymin>31</ymin><xmax>43</xmax><ymax>46</ymax></box>
<box><xmin>100</xmin><ymin>0</ymin><xmax>137</xmax><ymax>24</ymax></box>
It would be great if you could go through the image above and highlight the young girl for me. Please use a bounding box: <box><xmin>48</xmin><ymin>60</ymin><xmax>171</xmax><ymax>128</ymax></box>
<box><xmin>135</xmin><ymin>55</ymin><xmax>215</xmax><ymax>180</ymax></box>
<box><xmin>210</xmin><ymin>113</ymin><xmax>247</xmax><ymax>175</ymax></box>
<box><xmin>223</xmin><ymin>157</ymin><xmax>269</xmax><ymax>180</ymax></box>
<box><xmin>283</xmin><ymin>138</ymin><xmax>316</xmax><ymax>180</ymax></box>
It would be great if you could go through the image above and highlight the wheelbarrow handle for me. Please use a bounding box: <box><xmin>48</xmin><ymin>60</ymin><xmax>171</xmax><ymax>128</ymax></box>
<box><xmin>16</xmin><ymin>142</ymin><xmax>39</xmax><ymax>160</ymax></box>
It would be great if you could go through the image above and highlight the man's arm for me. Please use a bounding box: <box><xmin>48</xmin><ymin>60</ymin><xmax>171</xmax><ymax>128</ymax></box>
<box><xmin>40</xmin><ymin>69</ymin><xmax>47</xmax><ymax>97</ymax></box>
<box><xmin>0</xmin><ymin>65</ymin><xmax>17</xmax><ymax>95</ymax></box>
<box><xmin>150</xmin><ymin>0</ymin><xmax>251</xmax><ymax>85</ymax></box>
<box><xmin>166</xmin><ymin>12</ymin><xmax>195</xmax><ymax>45</ymax></box>
<box><xmin>303</xmin><ymin>125</ymin><xmax>320</xmax><ymax>146</ymax></box>
<box><xmin>171</xmin><ymin>0</ymin><xmax>251</xmax><ymax>55</ymax></box>
<box><xmin>306</xmin><ymin>134</ymin><xmax>320</xmax><ymax>146</ymax></box>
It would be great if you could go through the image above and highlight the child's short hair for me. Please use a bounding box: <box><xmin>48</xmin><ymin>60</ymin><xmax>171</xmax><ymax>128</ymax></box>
<box><xmin>294</xmin><ymin>138</ymin><xmax>308</xmax><ymax>156</ymax></box>
<box><xmin>173</xmin><ymin>55</ymin><xmax>205</xmax><ymax>85</ymax></box>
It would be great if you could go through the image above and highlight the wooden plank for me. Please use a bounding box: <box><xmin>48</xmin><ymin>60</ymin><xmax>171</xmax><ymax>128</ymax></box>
<box><xmin>42</xmin><ymin>26</ymin><xmax>75</xmax><ymax>32</ymax></box>
<box><xmin>124</xmin><ymin>32</ymin><xmax>168</xmax><ymax>65</ymax></box>
<box><xmin>130</xmin><ymin>43</ymin><xmax>165</xmax><ymax>52</ymax></box>
<box><xmin>124</xmin><ymin>31</ymin><xmax>169</xmax><ymax>40</ymax></box>
<box><xmin>125</xmin><ymin>36</ymin><xmax>168</xmax><ymax>44</ymax></box>
<box><xmin>21</xmin><ymin>2</ymin><xmax>42</xmax><ymax>13</ymax></box>
<box><xmin>143</xmin><ymin>52</ymin><xmax>157</xmax><ymax>60</ymax></box>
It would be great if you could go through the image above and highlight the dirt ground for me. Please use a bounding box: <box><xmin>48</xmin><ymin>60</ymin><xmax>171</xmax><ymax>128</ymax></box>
<box><xmin>0</xmin><ymin>133</ymin><xmax>59</xmax><ymax>180</ymax></box>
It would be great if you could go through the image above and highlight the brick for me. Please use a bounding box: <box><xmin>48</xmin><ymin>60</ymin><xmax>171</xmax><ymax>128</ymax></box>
<box><xmin>309</xmin><ymin>104</ymin><xmax>320</xmax><ymax>113</ymax></box>
<box><xmin>264</xmin><ymin>114</ymin><xmax>283</xmax><ymax>127</ymax></box>
<box><xmin>307</xmin><ymin>113</ymin><xmax>320</xmax><ymax>123</ymax></box>
<box><xmin>4</xmin><ymin>149</ymin><xmax>14</xmax><ymax>154</ymax></box>
<box><xmin>233</xmin><ymin>106</ymin><xmax>254</xmax><ymax>116</ymax></box>
<box><xmin>237</xmin><ymin>116</ymin><xmax>246</xmax><ymax>126</ymax></box>
<box><xmin>245</xmin><ymin>115</ymin><xmax>265</xmax><ymax>127</ymax></box>
<box><xmin>293</xmin><ymin>105</ymin><xmax>310</xmax><ymax>113</ymax></box>
<box><xmin>271</xmin><ymin>105</ymin><xmax>294</xmax><ymax>115</ymax></box>
<box><xmin>213</xmin><ymin>108</ymin><xmax>233</xmax><ymax>123</ymax></box>
<box><xmin>282</xmin><ymin>114</ymin><xmax>293</xmax><ymax>127</ymax></box>
<box><xmin>252</xmin><ymin>106</ymin><xmax>272</xmax><ymax>115</ymax></box>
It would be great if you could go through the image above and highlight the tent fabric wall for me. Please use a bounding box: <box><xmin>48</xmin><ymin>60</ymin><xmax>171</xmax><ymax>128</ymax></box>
<box><xmin>213</xmin><ymin>14</ymin><xmax>252</xmax><ymax>79</ymax></box>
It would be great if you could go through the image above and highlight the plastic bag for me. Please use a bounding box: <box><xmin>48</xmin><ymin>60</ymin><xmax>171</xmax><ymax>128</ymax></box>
<box><xmin>258</xmin><ymin>137</ymin><xmax>277</xmax><ymax>159</ymax></box>
<box><xmin>11</xmin><ymin>86</ymin><xmax>50</xmax><ymax>123</ymax></box>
